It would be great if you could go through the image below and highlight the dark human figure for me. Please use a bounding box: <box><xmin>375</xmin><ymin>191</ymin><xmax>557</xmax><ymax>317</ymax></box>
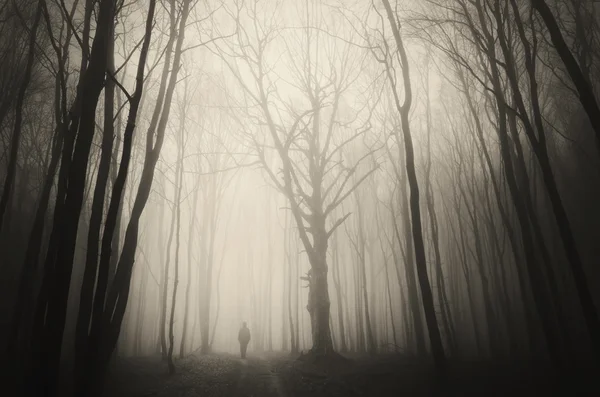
<box><xmin>238</xmin><ymin>321</ymin><xmax>251</xmax><ymax>359</ymax></box>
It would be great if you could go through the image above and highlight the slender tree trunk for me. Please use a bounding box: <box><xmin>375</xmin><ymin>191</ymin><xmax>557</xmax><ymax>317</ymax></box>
<box><xmin>504</xmin><ymin>1</ymin><xmax>600</xmax><ymax>361</ymax></box>
<box><xmin>356</xmin><ymin>196</ymin><xmax>376</xmax><ymax>355</ymax></box>
<box><xmin>331</xmin><ymin>225</ymin><xmax>347</xmax><ymax>352</ymax></box>
<box><xmin>33</xmin><ymin>0</ymin><xmax>116</xmax><ymax>393</ymax></box>
<box><xmin>200</xmin><ymin>191</ymin><xmax>217</xmax><ymax>354</ymax></box>
<box><xmin>382</xmin><ymin>239</ymin><xmax>398</xmax><ymax>350</ymax></box>
<box><xmin>294</xmin><ymin>247</ymin><xmax>300</xmax><ymax>351</ymax></box>
<box><xmin>180</xmin><ymin>179</ymin><xmax>199</xmax><ymax>358</ymax></box>
<box><xmin>350</xmin><ymin>242</ymin><xmax>365</xmax><ymax>353</ymax></box>
<box><xmin>81</xmin><ymin>1</ymin><xmax>185</xmax><ymax>393</ymax></box>
<box><xmin>74</xmin><ymin>1</ymin><xmax>157</xmax><ymax>393</ymax></box>
<box><xmin>75</xmin><ymin>15</ymin><xmax>116</xmax><ymax>378</ymax></box>
<box><xmin>168</xmin><ymin>127</ymin><xmax>185</xmax><ymax>374</ymax></box>
<box><xmin>156</xmin><ymin>183</ymin><xmax>166</xmax><ymax>354</ymax></box>
<box><xmin>287</xmin><ymin>215</ymin><xmax>297</xmax><ymax>354</ymax></box>
<box><xmin>8</xmin><ymin>0</ymin><xmax>72</xmax><ymax>358</ymax></box>
<box><xmin>470</xmin><ymin>1</ymin><xmax>564</xmax><ymax>365</ymax></box>
<box><xmin>480</xmin><ymin>170</ymin><xmax>519</xmax><ymax>355</ymax></box>
<box><xmin>398</xmin><ymin>165</ymin><xmax>427</xmax><ymax>355</ymax></box>
<box><xmin>456</xmin><ymin>65</ymin><xmax>538</xmax><ymax>354</ymax></box>
<box><xmin>446</xmin><ymin>191</ymin><xmax>483</xmax><ymax>356</ymax></box>
<box><xmin>381</xmin><ymin>0</ymin><xmax>446</xmax><ymax>369</ymax></box>
<box><xmin>282</xmin><ymin>218</ymin><xmax>289</xmax><ymax>351</ymax></box>
<box><xmin>161</xmin><ymin>191</ymin><xmax>177</xmax><ymax>360</ymax></box>
<box><xmin>423</xmin><ymin>73</ymin><xmax>456</xmax><ymax>354</ymax></box>
<box><xmin>134</xmin><ymin>263</ymin><xmax>148</xmax><ymax>355</ymax></box>
<box><xmin>0</xmin><ymin>0</ymin><xmax>42</xmax><ymax>231</ymax></box>
<box><xmin>531</xmin><ymin>0</ymin><xmax>600</xmax><ymax>154</ymax></box>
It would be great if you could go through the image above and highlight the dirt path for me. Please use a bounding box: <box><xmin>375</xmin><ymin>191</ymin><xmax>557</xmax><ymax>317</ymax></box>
<box><xmin>105</xmin><ymin>353</ymin><xmax>289</xmax><ymax>397</ymax></box>
<box><xmin>231</xmin><ymin>356</ymin><xmax>287</xmax><ymax>397</ymax></box>
<box><xmin>106</xmin><ymin>353</ymin><xmax>575</xmax><ymax>397</ymax></box>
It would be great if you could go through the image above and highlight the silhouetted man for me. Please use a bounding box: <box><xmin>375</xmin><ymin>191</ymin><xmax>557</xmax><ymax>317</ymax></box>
<box><xmin>238</xmin><ymin>321</ymin><xmax>251</xmax><ymax>359</ymax></box>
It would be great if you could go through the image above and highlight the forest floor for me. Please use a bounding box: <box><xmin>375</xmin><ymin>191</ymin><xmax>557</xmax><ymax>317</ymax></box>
<box><xmin>105</xmin><ymin>351</ymin><xmax>597</xmax><ymax>396</ymax></box>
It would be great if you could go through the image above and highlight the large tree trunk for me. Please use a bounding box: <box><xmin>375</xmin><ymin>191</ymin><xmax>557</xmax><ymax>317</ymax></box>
<box><xmin>306</xmin><ymin>228</ymin><xmax>334</xmax><ymax>357</ymax></box>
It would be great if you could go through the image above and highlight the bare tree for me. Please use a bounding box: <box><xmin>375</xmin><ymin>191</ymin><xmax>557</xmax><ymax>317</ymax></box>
<box><xmin>216</xmin><ymin>0</ymin><xmax>378</xmax><ymax>358</ymax></box>
<box><xmin>0</xmin><ymin>0</ymin><xmax>42</xmax><ymax>231</ymax></box>
<box><xmin>379</xmin><ymin>0</ymin><xmax>446</xmax><ymax>370</ymax></box>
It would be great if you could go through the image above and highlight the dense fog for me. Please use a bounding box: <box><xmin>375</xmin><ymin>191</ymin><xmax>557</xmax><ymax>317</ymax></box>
<box><xmin>1</xmin><ymin>0</ymin><xmax>599</xmax><ymax>396</ymax></box>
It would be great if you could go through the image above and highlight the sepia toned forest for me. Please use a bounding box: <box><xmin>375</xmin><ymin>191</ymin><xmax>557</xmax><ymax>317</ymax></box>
<box><xmin>0</xmin><ymin>0</ymin><xmax>599</xmax><ymax>396</ymax></box>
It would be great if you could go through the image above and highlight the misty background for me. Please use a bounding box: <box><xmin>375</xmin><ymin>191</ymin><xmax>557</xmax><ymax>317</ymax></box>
<box><xmin>0</xmin><ymin>0</ymin><xmax>599</xmax><ymax>396</ymax></box>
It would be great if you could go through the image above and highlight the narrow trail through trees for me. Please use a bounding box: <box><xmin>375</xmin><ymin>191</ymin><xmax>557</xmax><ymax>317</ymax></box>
<box><xmin>231</xmin><ymin>356</ymin><xmax>288</xmax><ymax>397</ymax></box>
<box><xmin>106</xmin><ymin>353</ymin><xmax>289</xmax><ymax>397</ymax></box>
<box><xmin>106</xmin><ymin>352</ymin><xmax>574</xmax><ymax>397</ymax></box>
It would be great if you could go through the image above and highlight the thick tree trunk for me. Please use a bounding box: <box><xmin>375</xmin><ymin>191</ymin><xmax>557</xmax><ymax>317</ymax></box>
<box><xmin>307</xmin><ymin>266</ymin><xmax>333</xmax><ymax>356</ymax></box>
